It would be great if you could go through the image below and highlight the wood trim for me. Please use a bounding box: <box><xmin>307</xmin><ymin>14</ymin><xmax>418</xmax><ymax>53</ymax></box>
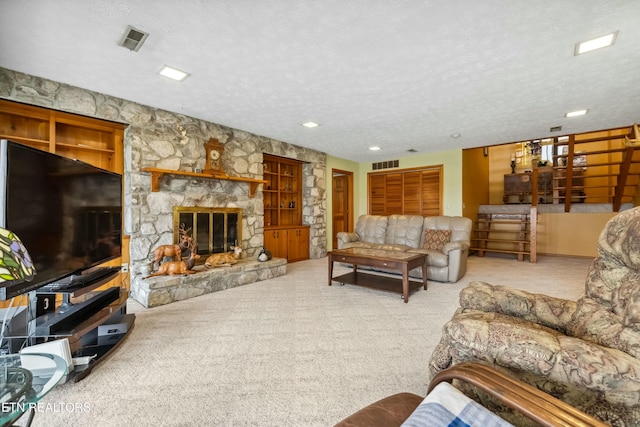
<box><xmin>142</xmin><ymin>167</ymin><xmax>266</xmax><ymax>197</ymax></box>
<box><xmin>429</xmin><ymin>363</ymin><xmax>608</xmax><ymax>427</ymax></box>
<box><xmin>332</xmin><ymin>168</ymin><xmax>354</xmax><ymax>232</ymax></box>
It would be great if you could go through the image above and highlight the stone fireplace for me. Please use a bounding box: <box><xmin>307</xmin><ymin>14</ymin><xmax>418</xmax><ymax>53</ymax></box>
<box><xmin>173</xmin><ymin>207</ymin><xmax>241</xmax><ymax>257</ymax></box>
<box><xmin>0</xmin><ymin>67</ymin><xmax>328</xmax><ymax>309</ymax></box>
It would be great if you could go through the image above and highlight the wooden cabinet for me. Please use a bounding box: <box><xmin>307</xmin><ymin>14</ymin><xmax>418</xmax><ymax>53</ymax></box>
<box><xmin>264</xmin><ymin>228</ymin><xmax>289</xmax><ymax>259</ymax></box>
<box><xmin>263</xmin><ymin>226</ymin><xmax>309</xmax><ymax>262</ymax></box>
<box><xmin>503</xmin><ymin>171</ymin><xmax>553</xmax><ymax>204</ymax></box>
<box><xmin>287</xmin><ymin>227</ymin><xmax>310</xmax><ymax>262</ymax></box>
<box><xmin>262</xmin><ymin>154</ymin><xmax>309</xmax><ymax>262</ymax></box>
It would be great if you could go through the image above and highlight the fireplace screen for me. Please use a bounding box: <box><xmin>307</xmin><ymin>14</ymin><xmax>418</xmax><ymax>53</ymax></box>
<box><xmin>173</xmin><ymin>207</ymin><xmax>241</xmax><ymax>255</ymax></box>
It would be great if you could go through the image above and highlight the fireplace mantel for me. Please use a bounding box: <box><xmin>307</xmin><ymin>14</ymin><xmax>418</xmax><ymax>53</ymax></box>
<box><xmin>142</xmin><ymin>167</ymin><xmax>267</xmax><ymax>197</ymax></box>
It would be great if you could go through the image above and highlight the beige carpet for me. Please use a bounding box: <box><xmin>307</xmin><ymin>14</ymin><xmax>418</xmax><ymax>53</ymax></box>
<box><xmin>30</xmin><ymin>254</ymin><xmax>591</xmax><ymax>427</ymax></box>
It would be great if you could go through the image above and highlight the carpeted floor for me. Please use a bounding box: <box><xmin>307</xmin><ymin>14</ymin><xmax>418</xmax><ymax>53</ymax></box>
<box><xmin>30</xmin><ymin>254</ymin><xmax>591</xmax><ymax>427</ymax></box>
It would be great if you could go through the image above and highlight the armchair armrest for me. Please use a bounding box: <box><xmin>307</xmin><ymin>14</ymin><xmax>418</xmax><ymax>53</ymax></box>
<box><xmin>428</xmin><ymin>363</ymin><xmax>608</xmax><ymax>427</ymax></box>
<box><xmin>459</xmin><ymin>281</ymin><xmax>576</xmax><ymax>333</ymax></box>
<box><xmin>442</xmin><ymin>240</ymin><xmax>469</xmax><ymax>254</ymax></box>
<box><xmin>443</xmin><ymin>240</ymin><xmax>470</xmax><ymax>283</ymax></box>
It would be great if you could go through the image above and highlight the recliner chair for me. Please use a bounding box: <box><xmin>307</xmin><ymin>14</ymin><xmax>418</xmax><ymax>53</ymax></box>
<box><xmin>429</xmin><ymin>206</ymin><xmax>640</xmax><ymax>426</ymax></box>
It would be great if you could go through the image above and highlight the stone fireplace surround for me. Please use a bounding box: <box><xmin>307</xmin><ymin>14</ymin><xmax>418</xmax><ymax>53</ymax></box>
<box><xmin>0</xmin><ymin>67</ymin><xmax>328</xmax><ymax>307</ymax></box>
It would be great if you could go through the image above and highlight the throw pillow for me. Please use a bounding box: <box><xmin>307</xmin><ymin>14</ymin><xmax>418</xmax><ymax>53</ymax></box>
<box><xmin>424</xmin><ymin>229</ymin><xmax>451</xmax><ymax>251</ymax></box>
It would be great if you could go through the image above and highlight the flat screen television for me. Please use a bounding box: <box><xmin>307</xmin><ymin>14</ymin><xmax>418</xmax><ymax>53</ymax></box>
<box><xmin>0</xmin><ymin>140</ymin><xmax>122</xmax><ymax>299</ymax></box>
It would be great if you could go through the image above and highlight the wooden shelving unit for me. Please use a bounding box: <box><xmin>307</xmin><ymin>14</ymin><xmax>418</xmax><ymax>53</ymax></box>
<box><xmin>0</xmin><ymin>99</ymin><xmax>134</xmax><ymax>381</ymax></box>
<box><xmin>263</xmin><ymin>154</ymin><xmax>309</xmax><ymax>262</ymax></box>
<box><xmin>0</xmin><ymin>99</ymin><xmax>125</xmax><ymax>172</ymax></box>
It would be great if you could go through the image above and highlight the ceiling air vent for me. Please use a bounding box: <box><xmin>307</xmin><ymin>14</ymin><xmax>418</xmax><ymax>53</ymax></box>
<box><xmin>550</xmin><ymin>125</ymin><xmax>562</xmax><ymax>132</ymax></box>
<box><xmin>372</xmin><ymin>160</ymin><xmax>399</xmax><ymax>170</ymax></box>
<box><xmin>118</xmin><ymin>26</ymin><xmax>149</xmax><ymax>52</ymax></box>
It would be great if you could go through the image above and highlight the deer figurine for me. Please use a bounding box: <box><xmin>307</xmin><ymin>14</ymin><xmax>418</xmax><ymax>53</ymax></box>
<box><xmin>151</xmin><ymin>224</ymin><xmax>193</xmax><ymax>269</ymax></box>
<box><xmin>146</xmin><ymin>239</ymin><xmax>200</xmax><ymax>277</ymax></box>
<box><xmin>204</xmin><ymin>246</ymin><xmax>243</xmax><ymax>268</ymax></box>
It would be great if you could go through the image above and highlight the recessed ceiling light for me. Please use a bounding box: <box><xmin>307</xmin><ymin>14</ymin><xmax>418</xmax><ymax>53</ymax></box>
<box><xmin>450</xmin><ymin>133</ymin><xmax>461</xmax><ymax>138</ymax></box>
<box><xmin>575</xmin><ymin>32</ymin><xmax>618</xmax><ymax>55</ymax></box>
<box><xmin>369</xmin><ymin>146</ymin><xmax>381</xmax><ymax>151</ymax></box>
<box><xmin>302</xmin><ymin>122</ymin><xmax>319</xmax><ymax>128</ymax></box>
<box><xmin>159</xmin><ymin>65</ymin><xmax>190</xmax><ymax>82</ymax></box>
<box><xmin>565</xmin><ymin>109</ymin><xmax>588</xmax><ymax>118</ymax></box>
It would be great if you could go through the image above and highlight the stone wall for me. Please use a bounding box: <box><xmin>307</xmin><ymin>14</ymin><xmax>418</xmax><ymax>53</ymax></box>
<box><xmin>0</xmin><ymin>67</ymin><xmax>327</xmax><ymax>278</ymax></box>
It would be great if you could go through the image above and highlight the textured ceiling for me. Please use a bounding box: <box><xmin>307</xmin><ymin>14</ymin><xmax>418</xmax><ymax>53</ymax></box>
<box><xmin>1</xmin><ymin>1</ymin><xmax>639</xmax><ymax>162</ymax></box>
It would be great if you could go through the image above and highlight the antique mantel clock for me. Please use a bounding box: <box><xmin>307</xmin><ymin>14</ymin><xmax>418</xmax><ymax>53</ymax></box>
<box><xmin>203</xmin><ymin>138</ymin><xmax>225</xmax><ymax>175</ymax></box>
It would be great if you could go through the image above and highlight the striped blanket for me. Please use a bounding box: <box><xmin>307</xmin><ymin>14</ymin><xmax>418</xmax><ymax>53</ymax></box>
<box><xmin>401</xmin><ymin>382</ymin><xmax>514</xmax><ymax>427</ymax></box>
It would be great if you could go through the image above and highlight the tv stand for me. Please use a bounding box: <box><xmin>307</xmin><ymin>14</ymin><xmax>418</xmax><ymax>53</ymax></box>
<box><xmin>5</xmin><ymin>268</ymin><xmax>135</xmax><ymax>383</ymax></box>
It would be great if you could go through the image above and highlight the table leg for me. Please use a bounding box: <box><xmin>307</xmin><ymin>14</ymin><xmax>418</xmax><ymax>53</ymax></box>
<box><xmin>422</xmin><ymin>256</ymin><xmax>428</xmax><ymax>290</ymax></box>
<box><xmin>328</xmin><ymin>255</ymin><xmax>333</xmax><ymax>286</ymax></box>
<box><xmin>402</xmin><ymin>264</ymin><xmax>409</xmax><ymax>303</ymax></box>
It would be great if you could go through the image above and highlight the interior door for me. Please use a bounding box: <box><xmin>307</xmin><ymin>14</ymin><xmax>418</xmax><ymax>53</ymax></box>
<box><xmin>332</xmin><ymin>170</ymin><xmax>353</xmax><ymax>250</ymax></box>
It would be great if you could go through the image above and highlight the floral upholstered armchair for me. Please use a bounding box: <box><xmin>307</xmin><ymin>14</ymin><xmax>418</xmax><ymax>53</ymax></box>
<box><xmin>429</xmin><ymin>207</ymin><xmax>640</xmax><ymax>426</ymax></box>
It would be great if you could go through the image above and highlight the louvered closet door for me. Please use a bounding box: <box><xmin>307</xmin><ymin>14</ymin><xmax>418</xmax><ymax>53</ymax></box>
<box><xmin>403</xmin><ymin>172</ymin><xmax>422</xmax><ymax>215</ymax></box>
<box><xmin>369</xmin><ymin>174</ymin><xmax>386</xmax><ymax>215</ymax></box>
<box><xmin>368</xmin><ymin>167</ymin><xmax>442</xmax><ymax>216</ymax></box>
<box><xmin>385</xmin><ymin>173</ymin><xmax>403</xmax><ymax>214</ymax></box>
<box><xmin>421</xmin><ymin>169</ymin><xmax>441</xmax><ymax>216</ymax></box>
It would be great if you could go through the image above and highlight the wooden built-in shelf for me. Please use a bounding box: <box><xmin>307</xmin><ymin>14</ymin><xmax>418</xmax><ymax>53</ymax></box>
<box><xmin>142</xmin><ymin>167</ymin><xmax>267</xmax><ymax>197</ymax></box>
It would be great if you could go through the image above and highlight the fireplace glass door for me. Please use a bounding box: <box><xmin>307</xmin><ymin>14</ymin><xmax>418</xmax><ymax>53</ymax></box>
<box><xmin>173</xmin><ymin>207</ymin><xmax>241</xmax><ymax>255</ymax></box>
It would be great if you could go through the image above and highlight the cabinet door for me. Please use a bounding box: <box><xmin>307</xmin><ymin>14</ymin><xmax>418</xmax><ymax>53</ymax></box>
<box><xmin>264</xmin><ymin>229</ymin><xmax>288</xmax><ymax>259</ymax></box>
<box><xmin>287</xmin><ymin>227</ymin><xmax>309</xmax><ymax>262</ymax></box>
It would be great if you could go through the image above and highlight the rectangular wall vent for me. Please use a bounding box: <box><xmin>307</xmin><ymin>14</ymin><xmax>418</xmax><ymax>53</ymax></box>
<box><xmin>119</xmin><ymin>26</ymin><xmax>149</xmax><ymax>52</ymax></box>
<box><xmin>372</xmin><ymin>160</ymin><xmax>399</xmax><ymax>170</ymax></box>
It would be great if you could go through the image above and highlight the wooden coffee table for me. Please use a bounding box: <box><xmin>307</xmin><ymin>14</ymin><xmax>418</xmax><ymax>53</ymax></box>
<box><xmin>328</xmin><ymin>248</ymin><xmax>428</xmax><ymax>303</ymax></box>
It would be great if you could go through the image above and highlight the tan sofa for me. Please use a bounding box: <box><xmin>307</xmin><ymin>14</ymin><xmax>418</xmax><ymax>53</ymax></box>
<box><xmin>429</xmin><ymin>206</ymin><xmax>640</xmax><ymax>426</ymax></box>
<box><xmin>336</xmin><ymin>214</ymin><xmax>472</xmax><ymax>283</ymax></box>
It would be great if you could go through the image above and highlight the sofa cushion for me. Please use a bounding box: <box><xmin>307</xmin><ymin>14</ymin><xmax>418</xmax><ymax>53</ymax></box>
<box><xmin>421</xmin><ymin>216</ymin><xmax>472</xmax><ymax>249</ymax></box>
<box><xmin>354</xmin><ymin>215</ymin><xmax>388</xmax><ymax>245</ymax></box>
<box><xmin>385</xmin><ymin>215</ymin><xmax>425</xmax><ymax>248</ymax></box>
<box><xmin>423</xmin><ymin>229</ymin><xmax>451</xmax><ymax>251</ymax></box>
<box><xmin>408</xmin><ymin>248</ymin><xmax>449</xmax><ymax>267</ymax></box>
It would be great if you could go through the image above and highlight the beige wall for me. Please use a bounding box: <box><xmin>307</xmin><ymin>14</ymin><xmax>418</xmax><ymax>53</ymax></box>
<box><xmin>462</xmin><ymin>147</ymin><xmax>490</xmax><ymax>222</ymax></box>
<box><xmin>537</xmin><ymin>212</ymin><xmax>614</xmax><ymax>258</ymax></box>
<box><xmin>489</xmin><ymin>143</ymin><xmax>520</xmax><ymax>204</ymax></box>
<box><xmin>325</xmin><ymin>155</ymin><xmax>360</xmax><ymax>251</ymax></box>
